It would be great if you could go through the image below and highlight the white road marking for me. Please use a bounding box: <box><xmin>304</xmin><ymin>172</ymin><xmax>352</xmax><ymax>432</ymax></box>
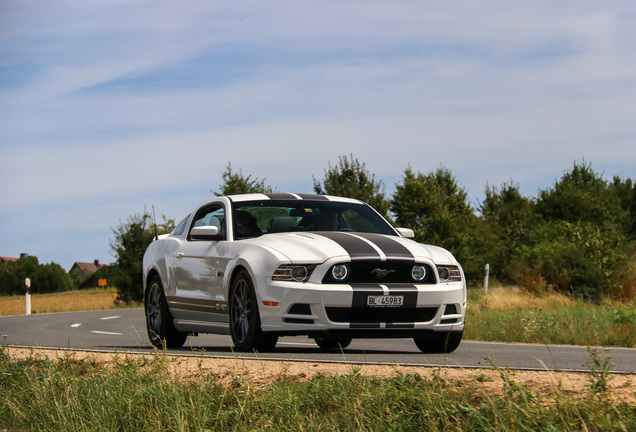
<box><xmin>90</xmin><ymin>331</ymin><xmax>122</xmax><ymax>336</ymax></box>
<box><xmin>99</xmin><ymin>316</ymin><xmax>121</xmax><ymax>320</ymax></box>
<box><xmin>71</xmin><ymin>323</ymin><xmax>82</xmax><ymax>328</ymax></box>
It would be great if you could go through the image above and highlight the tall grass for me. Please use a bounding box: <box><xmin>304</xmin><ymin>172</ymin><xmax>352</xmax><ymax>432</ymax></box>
<box><xmin>466</xmin><ymin>289</ymin><xmax>636</xmax><ymax>348</ymax></box>
<box><xmin>0</xmin><ymin>288</ymin><xmax>140</xmax><ymax>316</ymax></box>
<box><xmin>1</xmin><ymin>346</ymin><xmax>634</xmax><ymax>431</ymax></box>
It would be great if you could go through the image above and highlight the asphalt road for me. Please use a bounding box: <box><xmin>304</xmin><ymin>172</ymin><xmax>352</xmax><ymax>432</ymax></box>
<box><xmin>1</xmin><ymin>308</ymin><xmax>634</xmax><ymax>373</ymax></box>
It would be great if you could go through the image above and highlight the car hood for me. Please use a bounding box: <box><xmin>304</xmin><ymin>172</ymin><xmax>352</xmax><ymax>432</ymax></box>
<box><xmin>242</xmin><ymin>231</ymin><xmax>458</xmax><ymax>265</ymax></box>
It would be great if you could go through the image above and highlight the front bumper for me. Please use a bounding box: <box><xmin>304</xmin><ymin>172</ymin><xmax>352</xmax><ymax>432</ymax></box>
<box><xmin>256</xmin><ymin>277</ymin><xmax>466</xmax><ymax>337</ymax></box>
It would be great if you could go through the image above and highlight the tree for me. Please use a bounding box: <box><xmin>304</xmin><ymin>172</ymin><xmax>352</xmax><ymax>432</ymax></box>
<box><xmin>524</xmin><ymin>161</ymin><xmax>635</xmax><ymax>299</ymax></box>
<box><xmin>313</xmin><ymin>154</ymin><xmax>390</xmax><ymax>218</ymax></box>
<box><xmin>610</xmin><ymin>176</ymin><xmax>636</xmax><ymax>239</ymax></box>
<box><xmin>391</xmin><ymin>165</ymin><xmax>475</xmax><ymax>273</ymax></box>
<box><xmin>536</xmin><ymin>160</ymin><xmax>630</xmax><ymax>234</ymax></box>
<box><xmin>0</xmin><ymin>259</ymin><xmax>23</xmax><ymax>296</ymax></box>
<box><xmin>110</xmin><ymin>211</ymin><xmax>174</xmax><ymax>303</ymax></box>
<box><xmin>213</xmin><ymin>162</ymin><xmax>274</xmax><ymax>196</ymax></box>
<box><xmin>479</xmin><ymin>181</ymin><xmax>537</xmax><ymax>281</ymax></box>
<box><xmin>0</xmin><ymin>255</ymin><xmax>71</xmax><ymax>296</ymax></box>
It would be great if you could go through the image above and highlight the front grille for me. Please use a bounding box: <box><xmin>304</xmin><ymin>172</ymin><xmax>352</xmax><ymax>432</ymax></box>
<box><xmin>321</xmin><ymin>260</ymin><xmax>436</xmax><ymax>284</ymax></box>
<box><xmin>326</xmin><ymin>307</ymin><xmax>438</xmax><ymax>323</ymax></box>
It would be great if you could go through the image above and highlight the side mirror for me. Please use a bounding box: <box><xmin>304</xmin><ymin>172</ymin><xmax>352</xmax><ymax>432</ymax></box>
<box><xmin>190</xmin><ymin>225</ymin><xmax>222</xmax><ymax>240</ymax></box>
<box><xmin>396</xmin><ymin>228</ymin><xmax>415</xmax><ymax>239</ymax></box>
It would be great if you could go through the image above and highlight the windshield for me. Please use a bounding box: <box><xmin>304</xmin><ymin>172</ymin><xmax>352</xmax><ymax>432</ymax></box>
<box><xmin>232</xmin><ymin>200</ymin><xmax>396</xmax><ymax>239</ymax></box>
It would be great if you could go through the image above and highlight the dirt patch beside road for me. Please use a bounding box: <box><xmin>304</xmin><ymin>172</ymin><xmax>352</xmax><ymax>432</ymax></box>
<box><xmin>5</xmin><ymin>347</ymin><xmax>635</xmax><ymax>406</ymax></box>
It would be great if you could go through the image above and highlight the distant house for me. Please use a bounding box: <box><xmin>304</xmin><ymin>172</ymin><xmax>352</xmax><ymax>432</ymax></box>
<box><xmin>69</xmin><ymin>259</ymin><xmax>107</xmax><ymax>289</ymax></box>
<box><xmin>1</xmin><ymin>256</ymin><xmax>19</xmax><ymax>263</ymax></box>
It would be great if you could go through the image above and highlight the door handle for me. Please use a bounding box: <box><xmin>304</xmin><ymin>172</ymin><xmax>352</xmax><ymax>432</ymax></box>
<box><xmin>176</xmin><ymin>251</ymin><xmax>184</xmax><ymax>259</ymax></box>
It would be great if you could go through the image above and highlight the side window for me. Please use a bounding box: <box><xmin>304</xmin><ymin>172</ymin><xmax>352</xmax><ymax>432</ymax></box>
<box><xmin>189</xmin><ymin>205</ymin><xmax>226</xmax><ymax>240</ymax></box>
<box><xmin>172</xmin><ymin>215</ymin><xmax>189</xmax><ymax>236</ymax></box>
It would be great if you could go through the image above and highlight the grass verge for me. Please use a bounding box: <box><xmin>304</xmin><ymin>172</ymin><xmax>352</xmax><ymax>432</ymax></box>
<box><xmin>466</xmin><ymin>289</ymin><xmax>636</xmax><ymax>348</ymax></box>
<box><xmin>1</xmin><ymin>346</ymin><xmax>634</xmax><ymax>432</ymax></box>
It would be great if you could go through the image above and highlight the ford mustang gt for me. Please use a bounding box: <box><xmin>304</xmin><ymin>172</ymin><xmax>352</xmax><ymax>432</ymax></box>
<box><xmin>143</xmin><ymin>193</ymin><xmax>466</xmax><ymax>353</ymax></box>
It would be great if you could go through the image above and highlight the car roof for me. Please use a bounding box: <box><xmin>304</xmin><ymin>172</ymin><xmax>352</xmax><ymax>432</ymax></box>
<box><xmin>226</xmin><ymin>193</ymin><xmax>364</xmax><ymax>204</ymax></box>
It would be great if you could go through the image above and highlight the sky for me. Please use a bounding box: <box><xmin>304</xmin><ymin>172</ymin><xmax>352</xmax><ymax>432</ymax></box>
<box><xmin>1</xmin><ymin>1</ymin><xmax>636</xmax><ymax>271</ymax></box>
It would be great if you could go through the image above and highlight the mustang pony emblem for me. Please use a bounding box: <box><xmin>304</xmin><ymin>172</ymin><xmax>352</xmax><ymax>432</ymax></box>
<box><xmin>371</xmin><ymin>268</ymin><xmax>396</xmax><ymax>279</ymax></box>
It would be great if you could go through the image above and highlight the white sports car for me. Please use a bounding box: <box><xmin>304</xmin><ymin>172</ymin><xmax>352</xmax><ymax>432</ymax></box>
<box><xmin>143</xmin><ymin>193</ymin><xmax>466</xmax><ymax>353</ymax></box>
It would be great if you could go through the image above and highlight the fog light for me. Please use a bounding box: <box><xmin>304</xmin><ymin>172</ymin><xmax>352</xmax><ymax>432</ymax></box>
<box><xmin>331</xmin><ymin>264</ymin><xmax>349</xmax><ymax>281</ymax></box>
<box><xmin>411</xmin><ymin>265</ymin><xmax>426</xmax><ymax>281</ymax></box>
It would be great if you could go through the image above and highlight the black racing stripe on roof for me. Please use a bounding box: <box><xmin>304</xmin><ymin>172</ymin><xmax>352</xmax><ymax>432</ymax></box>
<box><xmin>355</xmin><ymin>233</ymin><xmax>415</xmax><ymax>260</ymax></box>
<box><xmin>295</xmin><ymin>193</ymin><xmax>329</xmax><ymax>200</ymax></box>
<box><xmin>263</xmin><ymin>193</ymin><xmax>329</xmax><ymax>201</ymax></box>
<box><xmin>264</xmin><ymin>193</ymin><xmax>300</xmax><ymax>200</ymax></box>
<box><xmin>318</xmin><ymin>232</ymin><xmax>381</xmax><ymax>260</ymax></box>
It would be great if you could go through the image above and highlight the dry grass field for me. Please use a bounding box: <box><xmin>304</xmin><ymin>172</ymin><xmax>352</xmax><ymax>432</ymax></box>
<box><xmin>0</xmin><ymin>288</ymin><xmax>137</xmax><ymax>316</ymax></box>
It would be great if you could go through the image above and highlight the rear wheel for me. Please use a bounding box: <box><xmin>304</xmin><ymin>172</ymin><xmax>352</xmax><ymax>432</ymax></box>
<box><xmin>229</xmin><ymin>270</ymin><xmax>278</xmax><ymax>352</ymax></box>
<box><xmin>145</xmin><ymin>276</ymin><xmax>188</xmax><ymax>348</ymax></box>
<box><xmin>314</xmin><ymin>336</ymin><xmax>353</xmax><ymax>350</ymax></box>
<box><xmin>414</xmin><ymin>330</ymin><xmax>463</xmax><ymax>354</ymax></box>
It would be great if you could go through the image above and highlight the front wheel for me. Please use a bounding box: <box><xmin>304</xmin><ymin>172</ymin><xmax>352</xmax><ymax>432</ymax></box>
<box><xmin>414</xmin><ymin>330</ymin><xmax>463</xmax><ymax>354</ymax></box>
<box><xmin>145</xmin><ymin>276</ymin><xmax>188</xmax><ymax>348</ymax></box>
<box><xmin>229</xmin><ymin>270</ymin><xmax>278</xmax><ymax>352</ymax></box>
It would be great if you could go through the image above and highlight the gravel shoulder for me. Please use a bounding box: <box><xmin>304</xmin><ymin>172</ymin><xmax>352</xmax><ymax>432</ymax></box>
<box><xmin>5</xmin><ymin>347</ymin><xmax>635</xmax><ymax>406</ymax></box>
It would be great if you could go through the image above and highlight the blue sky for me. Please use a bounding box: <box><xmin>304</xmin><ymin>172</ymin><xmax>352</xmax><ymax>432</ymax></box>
<box><xmin>1</xmin><ymin>1</ymin><xmax>636</xmax><ymax>271</ymax></box>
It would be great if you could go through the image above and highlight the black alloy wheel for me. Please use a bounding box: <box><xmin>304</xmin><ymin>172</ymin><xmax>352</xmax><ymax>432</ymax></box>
<box><xmin>145</xmin><ymin>276</ymin><xmax>188</xmax><ymax>348</ymax></box>
<box><xmin>229</xmin><ymin>270</ymin><xmax>278</xmax><ymax>352</ymax></box>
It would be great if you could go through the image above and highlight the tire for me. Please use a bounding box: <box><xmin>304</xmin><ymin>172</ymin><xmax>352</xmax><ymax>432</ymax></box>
<box><xmin>229</xmin><ymin>270</ymin><xmax>278</xmax><ymax>352</ymax></box>
<box><xmin>414</xmin><ymin>330</ymin><xmax>463</xmax><ymax>354</ymax></box>
<box><xmin>145</xmin><ymin>276</ymin><xmax>188</xmax><ymax>349</ymax></box>
<box><xmin>314</xmin><ymin>336</ymin><xmax>353</xmax><ymax>350</ymax></box>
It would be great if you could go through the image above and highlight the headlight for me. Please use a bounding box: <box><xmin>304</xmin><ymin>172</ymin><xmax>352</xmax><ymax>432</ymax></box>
<box><xmin>411</xmin><ymin>265</ymin><xmax>427</xmax><ymax>281</ymax></box>
<box><xmin>331</xmin><ymin>264</ymin><xmax>349</xmax><ymax>282</ymax></box>
<box><xmin>272</xmin><ymin>265</ymin><xmax>315</xmax><ymax>282</ymax></box>
<box><xmin>437</xmin><ymin>265</ymin><xmax>462</xmax><ymax>282</ymax></box>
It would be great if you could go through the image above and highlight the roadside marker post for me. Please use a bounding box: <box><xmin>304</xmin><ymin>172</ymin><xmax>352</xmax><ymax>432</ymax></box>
<box><xmin>25</xmin><ymin>278</ymin><xmax>31</xmax><ymax>315</ymax></box>
<box><xmin>484</xmin><ymin>264</ymin><xmax>489</xmax><ymax>292</ymax></box>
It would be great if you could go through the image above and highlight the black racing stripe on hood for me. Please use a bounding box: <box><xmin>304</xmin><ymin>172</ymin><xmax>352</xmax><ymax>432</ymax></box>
<box><xmin>354</xmin><ymin>233</ymin><xmax>415</xmax><ymax>260</ymax></box>
<box><xmin>317</xmin><ymin>232</ymin><xmax>381</xmax><ymax>260</ymax></box>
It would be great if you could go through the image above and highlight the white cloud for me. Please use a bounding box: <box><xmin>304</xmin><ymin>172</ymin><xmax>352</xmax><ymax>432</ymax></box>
<box><xmin>1</xmin><ymin>1</ymin><xmax>636</xmax><ymax>269</ymax></box>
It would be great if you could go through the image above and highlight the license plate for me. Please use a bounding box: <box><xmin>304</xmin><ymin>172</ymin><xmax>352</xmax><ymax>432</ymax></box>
<box><xmin>367</xmin><ymin>295</ymin><xmax>403</xmax><ymax>307</ymax></box>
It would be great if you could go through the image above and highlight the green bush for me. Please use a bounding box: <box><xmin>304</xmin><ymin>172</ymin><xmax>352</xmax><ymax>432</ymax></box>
<box><xmin>515</xmin><ymin>220</ymin><xmax>625</xmax><ymax>301</ymax></box>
